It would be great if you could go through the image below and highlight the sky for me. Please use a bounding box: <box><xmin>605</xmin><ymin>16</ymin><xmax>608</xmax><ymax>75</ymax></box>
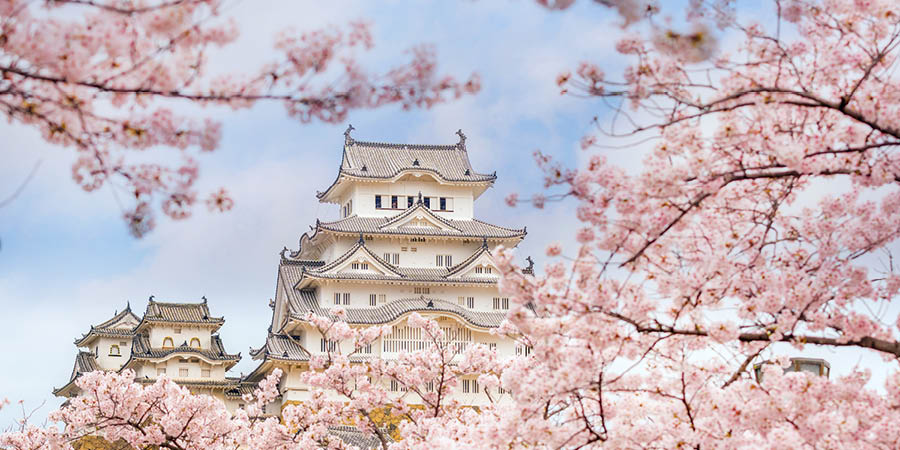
<box><xmin>0</xmin><ymin>0</ymin><xmax>622</xmax><ymax>426</ymax></box>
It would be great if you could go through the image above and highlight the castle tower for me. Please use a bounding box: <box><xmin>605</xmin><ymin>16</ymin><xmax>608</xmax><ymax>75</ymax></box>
<box><xmin>247</xmin><ymin>128</ymin><xmax>527</xmax><ymax>410</ymax></box>
<box><xmin>55</xmin><ymin>299</ymin><xmax>249</xmax><ymax>409</ymax></box>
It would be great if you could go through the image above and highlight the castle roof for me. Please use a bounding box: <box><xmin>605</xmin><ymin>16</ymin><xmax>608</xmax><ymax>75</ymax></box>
<box><xmin>315</xmin><ymin>207</ymin><xmax>525</xmax><ymax>240</ymax></box>
<box><xmin>329</xmin><ymin>425</ymin><xmax>386</xmax><ymax>449</ymax></box>
<box><xmin>317</xmin><ymin>129</ymin><xmax>495</xmax><ymax>202</ymax></box>
<box><xmin>249</xmin><ymin>334</ymin><xmax>310</xmax><ymax>361</ymax></box>
<box><xmin>137</xmin><ymin>299</ymin><xmax>225</xmax><ymax>330</ymax></box>
<box><xmin>283</xmin><ymin>240</ymin><xmax>502</xmax><ymax>287</ymax></box>
<box><xmin>290</xmin><ymin>296</ymin><xmax>505</xmax><ymax>329</ymax></box>
<box><xmin>53</xmin><ymin>351</ymin><xmax>101</xmax><ymax>396</ymax></box>
<box><xmin>73</xmin><ymin>305</ymin><xmax>140</xmax><ymax>346</ymax></box>
<box><xmin>127</xmin><ymin>333</ymin><xmax>240</xmax><ymax>364</ymax></box>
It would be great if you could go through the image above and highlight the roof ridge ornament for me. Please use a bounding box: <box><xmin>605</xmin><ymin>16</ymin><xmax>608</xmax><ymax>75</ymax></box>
<box><xmin>344</xmin><ymin>124</ymin><xmax>355</xmax><ymax>146</ymax></box>
<box><xmin>417</xmin><ymin>191</ymin><xmax>423</xmax><ymax>205</ymax></box>
<box><xmin>482</xmin><ymin>236</ymin><xmax>489</xmax><ymax>249</ymax></box>
<box><xmin>456</xmin><ymin>129</ymin><xmax>466</xmax><ymax>149</ymax></box>
<box><xmin>412</xmin><ymin>158</ymin><xmax>420</xmax><ymax>166</ymax></box>
<box><xmin>201</xmin><ymin>295</ymin><xmax>207</xmax><ymax>303</ymax></box>
<box><xmin>358</xmin><ymin>232</ymin><xmax>365</xmax><ymax>245</ymax></box>
<box><xmin>148</xmin><ymin>295</ymin><xmax>155</xmax><ymax>302</ymax></box>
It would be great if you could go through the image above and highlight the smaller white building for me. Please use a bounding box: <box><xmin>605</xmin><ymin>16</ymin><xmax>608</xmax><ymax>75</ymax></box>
<box><xmin>55</xmin><ymin>298</ymin><xmax>250</xmax><ymax>410</ymax></box>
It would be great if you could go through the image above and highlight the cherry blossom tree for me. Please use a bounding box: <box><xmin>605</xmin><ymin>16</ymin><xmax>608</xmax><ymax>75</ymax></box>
<box><xmin>492</xmin><ymin>0</ymin><xmax>900</xmax><ymax>447</ymax></box>
<box><xmin>0</xmin><ymin>0</ymin><xmax>478</xmax><ymax>237</ymax></box>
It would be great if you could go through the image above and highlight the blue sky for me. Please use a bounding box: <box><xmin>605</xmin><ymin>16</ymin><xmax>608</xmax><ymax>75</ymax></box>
<box><xmin>0</xmin><ymin>0</ymin><xmax>623</xmax><ymax>426</ymax></box>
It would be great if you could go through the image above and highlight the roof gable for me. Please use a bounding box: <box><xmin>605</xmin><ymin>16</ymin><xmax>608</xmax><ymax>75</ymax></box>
<box><xmin>378</xmin><ymin>203</ymin><xmax>461</xmax><ymax>233</ymax></box>
<box><xmin>445</xmin><ymin>244</ymin><xmax>498</xmax><ymax>279</ymax></box>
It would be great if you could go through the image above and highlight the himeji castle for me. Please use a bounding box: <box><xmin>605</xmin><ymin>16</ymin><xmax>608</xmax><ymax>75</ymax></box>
<box><xmin>245</xmin><ymin>127</ymin><xmax>529</xmax><ymax>412</ymax></box>
<box><xmin>56</xmin><ymin>127</ymin><xmax>530</xmax><ymax>416</ymax></box>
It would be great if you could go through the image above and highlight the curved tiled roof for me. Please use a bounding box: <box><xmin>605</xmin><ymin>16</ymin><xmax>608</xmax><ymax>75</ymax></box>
<box><xmin>288</xmin><ymin>295</ymin><xmax>505</xmax><ymax>329</ymax></box>
<box><xmin>142</xmin><ymin>299</ymin><xmax>224</xmax><ymax>325</ymax></box>
<box><xmin>317</xmin><ymin>133</ymin><xmax>496</xmax><ymax>200</ymax></box>
<box><xmin>129</xmin><ymin>334</ymin><xmax>240</xmax><ymax>362</ymax></box>
<box><xmin>250</xmin><ymin>334</ymin><xmax>310</xmax><ymax>361</ymax></box>
<box><xmin>316</xmin><ymin>210</ymin><xmax>525</xmax><ymax>240</ymax></box>
<box><xmin>329</xmin><ymin>425</ymin><xmax>386</xmax><ymax>449</ymax></box>
<box><xmin>285</xmin><ymin>242</ymin><xmax>500</xmax><ymax>287</ymax></box>
<box><xmin>74</xmin><ymin>306</ymin><xmax>140</xmax><ymax>345</ymax></box>
<box><xmin>53</xmin><ymin>351</ymin><xmax>100</xmax><ymax>395</ymax></box>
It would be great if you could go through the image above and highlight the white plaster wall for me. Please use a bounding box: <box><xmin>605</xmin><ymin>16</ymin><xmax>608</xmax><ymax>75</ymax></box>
<box><xmin>317</xmin><ymin>283</ymin><xmax>510</xmax><ymax>313</ymax></box>
<box><xmin>148</xmin><ymin>324</ymin><xmax>213</xmax><ymax>350</ymax></box>
<box><xmin>328</xmin><ymin>235</ymin><xmax>505</xmax><ymax>269</ymax></box>
<box><xmin>137</xmin><ymin>358</ymin><xmax>228</xmax><ymax>381</ymax></box>
<box><xmin>343</xmin><ymin>180</ymin><xmax>477</xmax><ymax>220</ymax></box>
<box><xmin>91</xmin><ymin>336</ymin><xmax>132</xmax><ymax>371</ymax></box>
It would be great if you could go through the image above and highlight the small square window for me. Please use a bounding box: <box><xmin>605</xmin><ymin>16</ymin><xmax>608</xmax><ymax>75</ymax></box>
<box><xmin>179</xmin><ymin>368</ymin><xmax>188</xmax><ymax>377</ymax></box>
<box><xmin>174</xmin><ymin>328</ymin><xmax>182</xmax><ymax>334</ymax></box>
<box><xmin>201</xmin><ymin>369</ymin><xmax>211</xmax><ymax>378</ymax></box>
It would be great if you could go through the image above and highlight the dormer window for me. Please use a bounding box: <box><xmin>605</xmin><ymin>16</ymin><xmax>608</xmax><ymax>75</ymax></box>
<box><xmin>162</xmin><ymin>337</ymin><xmax>174</xmax><ymax>349</ymax></box>
<box><xmin>189</xmin><ymin>338</ymin><xmax>201</xmax><ymax>349</ymax></box>
<box><xmin>108</xmin><ymin>345</ymin><xmax>121</xmax><ymax>357</ymax></box>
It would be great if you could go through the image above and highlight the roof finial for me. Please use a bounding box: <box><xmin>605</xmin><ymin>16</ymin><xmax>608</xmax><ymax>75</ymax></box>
<box><xmin>358</xmin><ymin>232</ymin><xmax>365</xmax><ymax>245</ymax></box>
<box><xmin>202</xmin><ymin>295</ymin><xmax>207</xmax><ymax>303</ymax></box>
<box><xmin>344</xmin><ymin>124</ymin><xmax>355</xmax><ymax>145</ymax></box>
<box><xmin>526</xmin><ymin>256</ymin><xmax>535</xmax><ymax>271</ymax></box>
<box><xmin>281</xmin><ymin>246</ymin><xmax>290</xmax><ymax>260</ymax></box>
<box><xmin>427</xmin><ymin>298</ymin><xmax>434</xmax><ymax>308</ymax></box>
<box><xmin>417</xmin><ymin>191</ymin><xmax>423</xmax><ymax>205</ymax></box>
<box><xmin>482</xmin><ymin>236</ymin><xmax>489</xmax><ymax>249</ymax></box>
<box><xmin>125</xmin><ymin>301</ymin><xmax>131</xmax><ymax>311</ymax></box>
<box><xmin>148</xmin><ymin>295</ymin><xmax>155</xmax><ymax>302</ymax></box>
<box><xmin>456</xmin><ymin>129</ymin><xmax>466</xmax><ymax>148</ymax></box>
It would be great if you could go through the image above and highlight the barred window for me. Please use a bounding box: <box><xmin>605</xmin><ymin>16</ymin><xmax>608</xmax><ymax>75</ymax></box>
<box><xmin>369</xmin><ymin>294</ymin><xmax>377</xmax><ymax>306</ymax></box>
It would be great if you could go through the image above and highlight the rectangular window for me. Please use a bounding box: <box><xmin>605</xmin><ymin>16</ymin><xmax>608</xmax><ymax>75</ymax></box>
<box><xmin>351</xmin><ymin>262</ymin><xmax>369</xmax><ymax>270</ymax></box>
<box><xmin>439</xmin><ymin>197</ymin><xmax>447</xmax><ymax>211</ymax></box>
<box><xmin>493</xmin><ymin>297</ymin><xmax>500</xmax><ymax>310</ymax></box>
<box><xmin>426</xmin><ymin>381</ymin><xmax>435</xmax><ymax>392</ymax></box>
<box><xmin>436</xmin><ymin>255</ymin><xmax>452</xmax><ymax>267</ymax></box>
<box><xmin>462</xmin><ymin>379</ymin><xmax>471</xmax><ymax>393</ymax></box>
<box><xmin>488</xmin><ymin>343</ymin><xmax>497</xmax><ymax>351</ymax></box>
<box><xmin>401</xmin><ymin>246</ymin><xmax>408</xmax><ymax>252</ymax></box>
<box><xmin>201</xmin><ymin>369</ymin><xmax>211</xmax><ymax>378</ymax></box>
<box><xmin>467</xmin><ymin>297</ymin><xmax>474</xmax><ymax>308</ymax></box>
<box><xmin>407</xmin><ymin>196</ymin><xmax>414</xmax><ymax>208</ymax></box>
<box><xmin>369</xmin><ymin>294</ymin><xmax>377</xmax><ymax>306</ymax></box>
<box><xmin>458</xmin><ymin>296</ymin><xmax>466</xmax><ymax>306</ymax></box>
<box><xmin>343</xmin><ymin>293</ymin><xmax>350</xmax><ymax>305</ymax></box>
<box><xmin>179</xmin><ymin>368</ymin><xmax>188</xmax><ymax>377</ymax></box>
<box><xmin>321</xmin><ymin>339</ymin><xmax>338</xmax><ymax>353</ymax></box>
<box><xmin>411</xmin><ymin>247</ymin><xmax>417</xmax><ymax>252</ymax></box>
<box><xmin>516</xmin><ymin>345</ymin><xmax>533</xmax><ymax>357</ymax></box>
<box><xmin>502</xmin><ymin>297</ymin><xmax>509</xmax><ymax>309</ymax></box>
<box><xmin>486</xmin><ymin>267</ymin><xmax>492</xmax><ymax>274</ymax></box>
<box><xmin>390</xmin><ymin>380</ymin><xmax>400</xmax><ymax>392</ymax></box>
<box><xmin>476</xmin><ymin>266</ymin><xmax>483</xmax><ymax>274</ymax></box>
<box><xmin>375</xmin><ymin>195</ymin><xmax>382</xmax><ymax>209</ymax></box>
<box><xmin>391</xmin><ymin>195</ymin><xmax>398</xmax><ymax>209</ymax></box>
<box><xmin>393</xmin><ymin>253</ymin><xmax>399</xmax><ymax>264</ymax></box>
<box><xmin>378</xmin><ymin>294</ymin><xmax>387</xmax><ymax>304</ymax></box>
<box><xmin>413</xmin><ymin>287</ymin><xmax>431</xmax><ymax>295</ymax></box>
<box><xmin>157</xmin><ymin>368</ymin><xmax>166</xmax><ymax>376</ymax></box>
<box><xmin>334</xmin><ymin>293</ymin><xmax>341</xmax><ymax>305</ymax></box>
<box><xmin>174</xmin><ymin>328</ymin><xmax>182</xmax><ymax>334</ymax></box>
<box><xmin>423</xmin><ymin>197</ymin><xmax>430</xmax><ymax>208</ymax></box>
<box><xmin>362</xmin><ymin>344</ymin><xmax>372</xmax><ymax>354</ymax></box>
<box><xmin>436</xmin><ymin>255</ymin><xmax>443</xmax><ymax>266</ymax></box>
